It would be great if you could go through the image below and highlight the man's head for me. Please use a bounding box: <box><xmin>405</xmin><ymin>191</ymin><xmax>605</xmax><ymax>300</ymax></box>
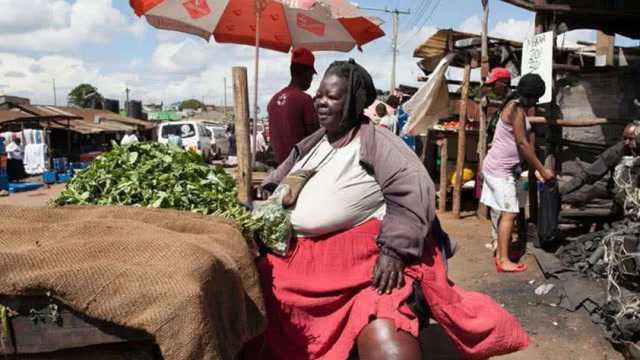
<box><xmin>623</xmin><ymin>121</ymin><xmax>640</xmax><ymax>155</ymax></box>
<box><xmin>375</xmin><ymin>103</ymin><xmax>388</xmax><ymax>118</ymax></box>
<box><xmin>14</xmin><ymin>138</ymin><xmax>21</xmax><ymax>145</ymax></box>
<box><xmin>290</xmin><ymin>48</ymin><xmax>316</xmax><ymax>91</ymax></box>
<box><xmin>386</xmin><ymin>95</ymin><xmax>401</xmax><ymax>109</ymax></box>
<box><xmin>484</xmin><ymin>67</ymin><xmax>511</xmax><ymax>98</ymax></box>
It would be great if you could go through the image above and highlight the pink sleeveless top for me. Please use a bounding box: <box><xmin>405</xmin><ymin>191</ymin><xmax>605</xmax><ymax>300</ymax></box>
<box><xmin>483</xmin><ymin>102</ymin><xmax>531</xmax><ymax>178</ymax></box>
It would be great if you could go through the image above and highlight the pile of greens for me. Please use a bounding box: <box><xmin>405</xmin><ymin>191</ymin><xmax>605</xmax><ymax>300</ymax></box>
<box><xmin>52</xmin><ymin>142</ymin><xmax>262</xmax><ymax>235</ymax></box>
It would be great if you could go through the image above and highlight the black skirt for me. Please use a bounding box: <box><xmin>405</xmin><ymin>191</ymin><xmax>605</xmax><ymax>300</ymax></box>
<box><xmin>7</xmin><ymin>158</ymin><xmax>25</xmax><ymax>182</ymax></box>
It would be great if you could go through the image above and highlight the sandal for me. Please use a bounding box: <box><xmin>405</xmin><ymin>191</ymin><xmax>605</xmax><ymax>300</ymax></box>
<box><xmin>495</xmin><ymin>259</ymin><xmax>527</xmax><ymax>273</ymax></box>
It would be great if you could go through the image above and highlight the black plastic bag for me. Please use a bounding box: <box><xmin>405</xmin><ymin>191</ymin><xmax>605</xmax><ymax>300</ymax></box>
<box><xmin>537</xmin><ymin>180</ymin><xmax>561</xmax><ymax>247</ymax></box>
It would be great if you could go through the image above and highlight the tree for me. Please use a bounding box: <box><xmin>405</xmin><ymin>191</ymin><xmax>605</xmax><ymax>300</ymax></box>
<box><xmin>180</xmin><ymin>99</ymin><xmax>205</xmax><ymax>111</ymax></box>
<box><xmin>68</xmin><ymin>84</ymin><xmax>103</xmax><ymax>108</ymax></box>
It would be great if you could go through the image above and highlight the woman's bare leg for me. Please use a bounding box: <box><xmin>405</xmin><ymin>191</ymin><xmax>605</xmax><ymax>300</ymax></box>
<box><xmin>496</xmin><ymin>211</ymin><xmax>525</xmax><ymax>271</ymax></box>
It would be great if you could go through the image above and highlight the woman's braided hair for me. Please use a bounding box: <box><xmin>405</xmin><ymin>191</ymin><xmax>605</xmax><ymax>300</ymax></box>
<box><xmin>324</xmin><ymin>59</ymin><xmax>377</xmax><ymax>127</ymax></box>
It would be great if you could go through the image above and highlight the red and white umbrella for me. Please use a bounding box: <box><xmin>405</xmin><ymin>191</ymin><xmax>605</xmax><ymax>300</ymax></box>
<box><xmin>130</xmin><ymin>0</ymin><xmax>384</xmax><ymax>52</ymax></box>
<box><xmin>130</xmin><ymin>0</ymin><xmax>384</xmax><ymax>160</ymax></box>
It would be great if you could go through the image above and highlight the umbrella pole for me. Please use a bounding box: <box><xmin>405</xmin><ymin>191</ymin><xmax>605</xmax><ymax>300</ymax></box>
<box><xmin>252</xmin><ymin>3</ymin><xmax>260</xmax><ymax>166</ymax></box>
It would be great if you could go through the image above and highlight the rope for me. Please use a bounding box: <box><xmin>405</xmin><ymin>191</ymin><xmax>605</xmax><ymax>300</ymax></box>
<box><xmin>602</xmin><ymin>164</ymin><xmax>640</xmax><ymax>322</ymax></box>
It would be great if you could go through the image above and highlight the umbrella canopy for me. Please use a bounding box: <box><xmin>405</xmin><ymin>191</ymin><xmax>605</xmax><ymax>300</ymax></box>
<box><xmin>130</xmin><ymin>0</ymin><xmax>384</xmax><ymax>53</ymax></box>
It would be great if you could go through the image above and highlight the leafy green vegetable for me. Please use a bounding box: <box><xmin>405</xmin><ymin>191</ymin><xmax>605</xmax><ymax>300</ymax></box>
<box><xmin>51</xmin><ymin>142</ymin><xmax>262</xmax><ymax>237</ymax></box>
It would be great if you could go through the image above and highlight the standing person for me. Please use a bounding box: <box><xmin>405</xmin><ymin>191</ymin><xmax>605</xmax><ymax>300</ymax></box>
<box><xmin>388</xmin><ymin>95</ymin><xmax>416</xmax><ymax>150</ymax></box>
<box><xmin>482</xmin><ymin>67</ymin><xmax>514</xmax><ymax>251</ymax></box>
<box><xmin>256</xmin><ymin>59</ymin><xmax>529</xmax><ymax>359</ymax></box>
<box><xmin>481</xmin><ymin>73</ymin><xmax>555</xmax><ymax>273</ymax></box>
<box><xmin>6</xmin><ymin>138</ymin><xmax>25</xmax><ymax>182</ymax></box>
<box><xmin>267</xmin><ymin>48</ymin><xmax>319</xmax><ymax>164</ymax></box>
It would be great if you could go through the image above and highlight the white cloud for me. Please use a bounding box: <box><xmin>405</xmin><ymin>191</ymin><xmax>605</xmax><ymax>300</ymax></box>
<box><xmin>0</xmin><ymin>0</ymin><xmax>143</xmax><ymax>52</ymax></box>
<box><xmin>0</xmin><ymin>52</ymin><xmax>136</xmax><ymax>105</ymax></box>
<box><xmin>459</xmin><ymin>16</ymin><xmax>482</xmax><ymax>34</ymax></box>
<box><xmin>151</xmin><ymin>39</ymin><xmax>212</xmax><ymax>74</ymax></box>
<box><xmin>0</xmin><ymin>0</ymin><xmax>70</xmax><ymax>34</ymax></box>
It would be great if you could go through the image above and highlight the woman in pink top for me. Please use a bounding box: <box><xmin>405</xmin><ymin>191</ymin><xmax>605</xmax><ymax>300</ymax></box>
<box><xmin>481</xmin><ymin>74</ymin><xmax>555</xmax><ymax>272</ymax></box>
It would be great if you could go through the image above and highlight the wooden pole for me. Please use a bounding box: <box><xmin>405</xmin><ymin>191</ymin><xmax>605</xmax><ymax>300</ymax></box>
<box><xmin>452</xmin><ymin>60</ymin><xmax>472</xmax><ymax>219</ymax></box>
<box><xmin>439</xmin><ymin>137</ymin><xmax>448</xmax><ymax>213</ymax></box>
<box><xmin>480</xmin><ymin>0</ymin><xmax>490</xmax><ymax>79</ymax></box>
<box><xmin>66</xmin><ymin>119</ymin><xmax>71</xmax><ymax>160</ymax></box>
<box><xmin>233</xmin><ymin>67</ymin><xmax>253</xmax><ymax>205</ymax></box>
<box><xmin>252</xmin><ymin>3</ymin><xmax>261</xmax><ymax>166</ymax></box>
<box><xmin>477</xmin><ymin>97</ymin><xmax>489</xmax><ymax>218</ymax></box>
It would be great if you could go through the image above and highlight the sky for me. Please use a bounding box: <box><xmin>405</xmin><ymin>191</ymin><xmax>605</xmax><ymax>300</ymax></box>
<box><xmin>0</xmin><ymin>0</ymin><xmax>636</xmax><ymax>116</ymax></box>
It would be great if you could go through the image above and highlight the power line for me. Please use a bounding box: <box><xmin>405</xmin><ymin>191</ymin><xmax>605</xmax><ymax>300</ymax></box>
<box><xmin>357</xmin><ymin>6</ymin><xmax>410</xmax><ymax>92</ymax></box>
<box><xmin>403</xmin><ymin>0</ymin><xmax>430</xmax><ymax>32</ymax></box>
<box><xmin>399</xmin><ymin>0</ymin><xmax>441</xmax><ymax>50</ymax></box>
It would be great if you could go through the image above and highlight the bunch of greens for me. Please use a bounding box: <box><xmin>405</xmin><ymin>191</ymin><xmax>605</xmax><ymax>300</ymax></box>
<box><xmin>51</xmin><ymin>142</ymin><xmax>260</xmax><ymax>235</ymax></box>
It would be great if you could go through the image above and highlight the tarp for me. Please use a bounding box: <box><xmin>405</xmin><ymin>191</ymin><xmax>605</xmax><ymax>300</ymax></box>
<box><xmin>402</xmin><ymin>54</ymin><xmax>453</xmax><ymax>136</ymax></box>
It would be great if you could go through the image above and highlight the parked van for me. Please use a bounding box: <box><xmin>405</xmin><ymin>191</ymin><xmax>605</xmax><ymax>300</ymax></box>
<box><xmin>157</xmin><ymin>121</ymin><xmax>212</xmax><ymax>161</ymax></box>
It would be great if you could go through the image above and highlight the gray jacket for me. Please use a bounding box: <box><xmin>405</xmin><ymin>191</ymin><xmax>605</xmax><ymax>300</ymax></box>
<box><xmin>262</xmin><ymin>121</ymin><xmax>439</xmax><ymax>262</ymax></box>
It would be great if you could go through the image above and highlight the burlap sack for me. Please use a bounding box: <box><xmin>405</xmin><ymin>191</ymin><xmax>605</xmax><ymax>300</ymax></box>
<box><xmin>0</xmin><ymin>205</ymin><xmax>266</xmax><ymax>360</ymax></box>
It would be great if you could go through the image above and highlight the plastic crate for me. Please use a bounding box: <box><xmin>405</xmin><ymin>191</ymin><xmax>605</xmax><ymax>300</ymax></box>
<box><xmin>56</xmin><ymin>170</ymin><xmax>73</xmax><ymax>183</ymax></box>
<box><xmin>8</xmin><ymin>182</ymin><xmax>42</xmax><ymax>193</ymax></box>
<box><xmin>42</xmin><ymin>171</ymin><xmax>57</xmax><ymax>184</ymax></box>
<box><xmin>53</xmin><ymin>157</ymin><xmax>68</xmax><ymax>172</ymax></box>
<box><xmin>69</xmin><ymin>161</ymin><xmax>89</xmax><ymax>171</ymax></box>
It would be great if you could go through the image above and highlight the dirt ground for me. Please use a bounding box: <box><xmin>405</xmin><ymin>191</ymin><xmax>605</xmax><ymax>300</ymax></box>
<box><xmin>0</xmin><ymin>188</ymin><xmax>622</xmax><ymax>359</ymax></box>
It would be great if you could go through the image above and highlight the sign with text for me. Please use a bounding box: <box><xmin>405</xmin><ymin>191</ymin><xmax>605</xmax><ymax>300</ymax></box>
<box><xmin>521</xmin><ymin>31</ymin><xmax>553</xmax><ymax>104</ymax></box>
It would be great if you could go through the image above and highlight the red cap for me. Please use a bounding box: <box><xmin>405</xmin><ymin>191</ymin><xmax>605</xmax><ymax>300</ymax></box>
<box><xmin>485</xmin><ymin>67</ymin><xmax>511</xmax><ymax>85</ymax></box>
<box><xmin>291</xmin><ymin>48</ymin><xmax>316</xmax><ymax>74</ymax></box>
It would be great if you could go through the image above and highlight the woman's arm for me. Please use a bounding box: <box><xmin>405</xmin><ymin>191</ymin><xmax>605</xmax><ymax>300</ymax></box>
<box><xmin>510</xmin><ymin>105</ymin><xmax>554</xmax><ymax>181</ymax></box>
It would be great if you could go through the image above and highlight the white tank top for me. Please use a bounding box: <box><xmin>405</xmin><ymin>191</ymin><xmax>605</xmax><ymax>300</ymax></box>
<box><xmin>289</xmin><ymin>136</ymin><xmax>386</xmax><ymax>237</ymax></box>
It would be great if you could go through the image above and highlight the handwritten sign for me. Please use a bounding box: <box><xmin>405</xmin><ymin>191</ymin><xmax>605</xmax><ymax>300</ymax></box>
<box><xmin>521</xmin><ymin>31</ymin><xmax>553</xmax><ymax>104</ymax></box>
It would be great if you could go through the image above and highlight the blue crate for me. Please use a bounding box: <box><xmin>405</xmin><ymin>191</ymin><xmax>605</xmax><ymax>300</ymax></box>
<box><xmin>8</xmin><ymin>182</ymin><xmax>42</xmax><ymax>193</ymax></box>
<box><xmin>53</xmin><ymin>157</ymin><xmax>68</xmax><ymax>172</ymax></box>
<box><xmin>42</xmin><ymin>171</ymin><xmax>57</xmax><ymax>184</ymax></box>
<box><xmin>56</xmin><ymin>171</ymin><xmax>73</xmax><ymax>183</ymax></box>
<box><xmin>69</xmin><ymin>161</ymin><xmax>89</xmax><ymax>171</ymax></box>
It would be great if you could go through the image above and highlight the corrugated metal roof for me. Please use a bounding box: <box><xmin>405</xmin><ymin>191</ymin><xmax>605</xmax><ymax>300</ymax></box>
<box><xmin>413</xmin><ymin>29</ymin><xmax>522</xmax><ymax>60</ymax></box>
<box><xmin>0</xmin><ymin>103</ymin><xmax>155</xmax><ymax>134</ymax></box>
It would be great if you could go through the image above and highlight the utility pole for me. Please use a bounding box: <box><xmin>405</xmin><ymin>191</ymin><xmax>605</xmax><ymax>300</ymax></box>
<box><xmin>223</xmin><ymin>77</ymin><xmax>228</xmax><ymax>120</ymax></box>
<box><xmin>125</xmin><ymin>86</ymin><xmax>130</xmax><ymax>116</ymax></box>
<box><xmin>52</xmin><ymin>79</ymin><xmax>57</xmax><ymax>106</ymax></box>
<box><xmin>357</xmin><ymin>6</ymin><xmax>410</xmax><ymax>94</ymax></box>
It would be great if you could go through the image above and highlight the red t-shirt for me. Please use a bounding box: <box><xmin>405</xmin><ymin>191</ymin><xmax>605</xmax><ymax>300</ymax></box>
<box><xmin>267</xmin><ymin>86</ymin><xmax>319</xmax><ymax>164</ymax></box>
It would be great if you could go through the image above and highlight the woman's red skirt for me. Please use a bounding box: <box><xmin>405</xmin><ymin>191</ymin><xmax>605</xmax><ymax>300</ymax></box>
<box><xmin>256</xmin><ymin>219</ymin><xmax>529</xmax><ymax>359</ymax></box>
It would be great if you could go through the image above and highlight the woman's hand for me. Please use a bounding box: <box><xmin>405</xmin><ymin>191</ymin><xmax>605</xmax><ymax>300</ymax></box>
<box><xmin>372</xmin><ymin>254</ymin><xmax>405</xmax><ymax>295</ymax></box>
<box><xmin>535</xmin><ymin>169</ymin><xmax>556</xmax><ymax>183</ymax></box>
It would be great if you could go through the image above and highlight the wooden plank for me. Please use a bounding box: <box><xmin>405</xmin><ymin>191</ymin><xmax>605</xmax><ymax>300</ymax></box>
<box><xmin>527</xmin><ymin>117</ymin><xmax>608</xmax><ymax>126</ymax></box>
<box><xmin>477</xmin><ymin>97</ymin><xmax>489</xmax><ymax>219</ymax></box>
<box><xmin>232</xmin><ymin>67</ymin><xmax>253</xmax><ymax>205</ymax></box>
<box><xmin>438</xmin><ymin>137</ymin><xmax>448</xmax><ymax>213</ymax></box>
<box><xmin>0</xmin><ymin>297</ymin><xmax>151</xmax><ymax>355</ymax></box>
<box><xmin>481</xmin><ymin>0</ymin><xmax>490</xmax><ymax>79</ymax></box>
<box><xmin>452</xmin><ymin>61</ymin><xmax>472</xmax><ymax>219</ymax></box>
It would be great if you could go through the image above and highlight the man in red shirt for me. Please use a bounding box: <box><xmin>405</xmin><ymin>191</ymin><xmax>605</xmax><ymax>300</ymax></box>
<box><xmin>267</xmin><ymin>48</ymin><xmax>319</xmax><ymax>164</ymax></box>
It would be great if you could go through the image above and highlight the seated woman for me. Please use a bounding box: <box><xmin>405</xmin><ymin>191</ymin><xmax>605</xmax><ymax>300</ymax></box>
<box><xmin>258</xmin><ymin>59</ymin><xmax>529</xmax><ymax>359</ymax></box>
